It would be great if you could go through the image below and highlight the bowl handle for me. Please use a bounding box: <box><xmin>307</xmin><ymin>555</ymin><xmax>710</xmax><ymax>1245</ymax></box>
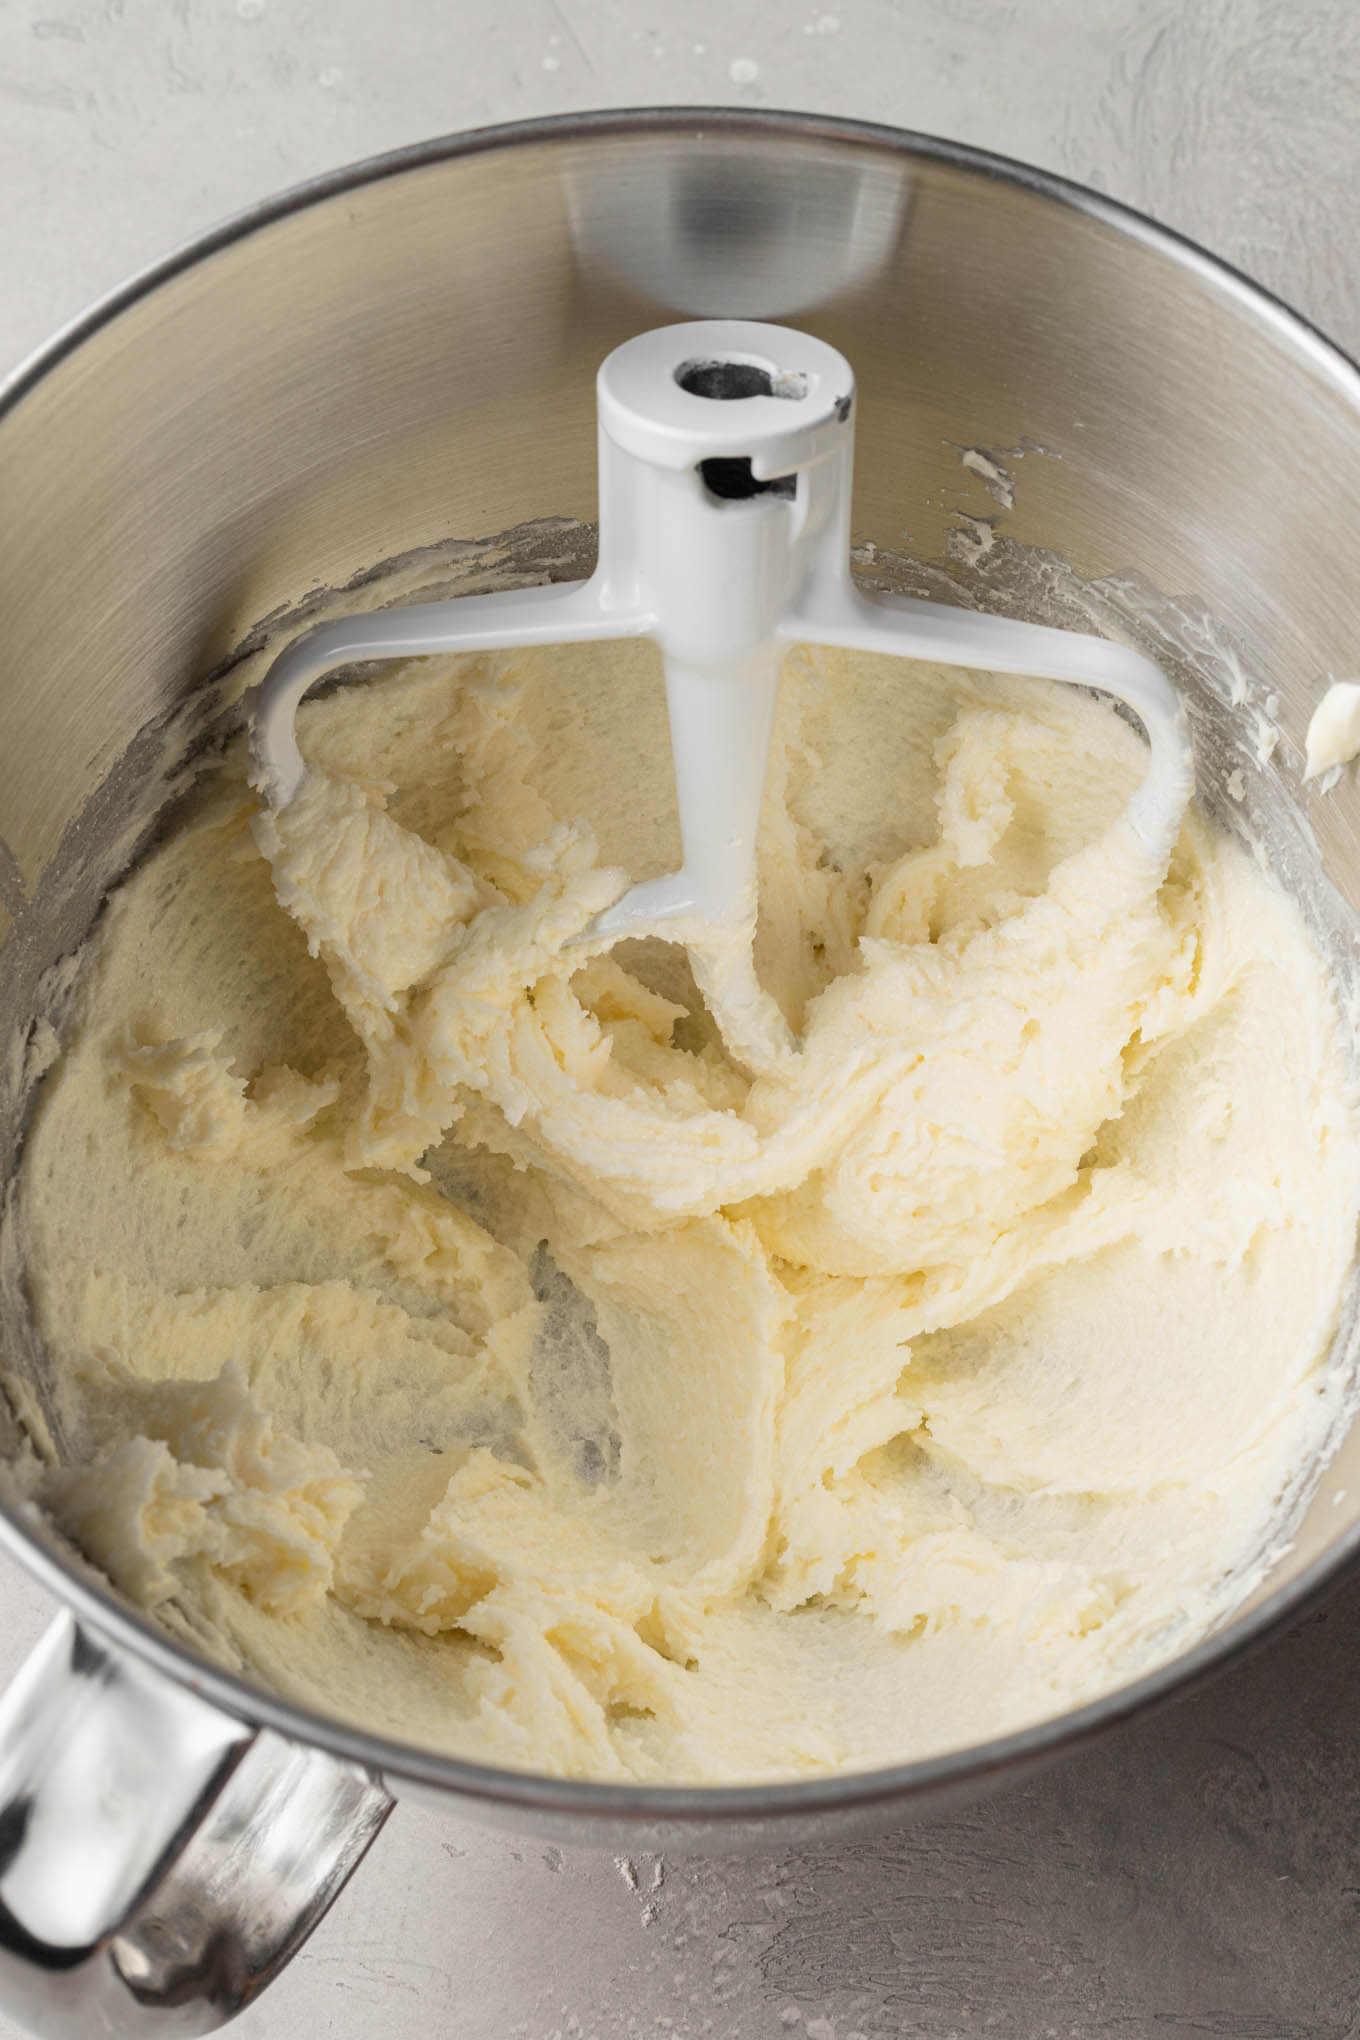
<box><xmin>0</xmin><ymin>1613</ymin><xmax>392</xmax><ymax>2036</ymax></box>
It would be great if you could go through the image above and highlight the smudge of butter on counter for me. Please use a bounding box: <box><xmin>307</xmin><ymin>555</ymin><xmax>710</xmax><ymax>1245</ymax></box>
<box><xmin>1305</xmin><ymin>682</ymin><xmax>1360</xmax><ymax>781</ymax></box>
<box><xmin>958</xmin><ymin>447</ymin><xmax>1016</xmax><ymax>511</ymax></box>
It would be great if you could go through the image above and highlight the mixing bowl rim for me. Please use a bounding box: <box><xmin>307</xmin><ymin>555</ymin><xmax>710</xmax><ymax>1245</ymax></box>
<box><xmin>3</xmin><ymin>103</ymin><xmax>1359</xmax><ymax>1823</ymax></box>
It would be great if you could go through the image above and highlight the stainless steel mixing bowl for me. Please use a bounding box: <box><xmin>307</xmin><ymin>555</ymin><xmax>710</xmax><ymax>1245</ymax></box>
<box><xmin>3</xmin><ymin>108</ymin><xmax>1360</xmax><ymax>2039</ymax></box>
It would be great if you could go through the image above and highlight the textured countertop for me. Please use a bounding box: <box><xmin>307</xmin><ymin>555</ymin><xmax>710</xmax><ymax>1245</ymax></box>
<box><xmin>4</xmin><ymin>2</ymin><xmax>1360</xmax><ymax>2034</ymax></box>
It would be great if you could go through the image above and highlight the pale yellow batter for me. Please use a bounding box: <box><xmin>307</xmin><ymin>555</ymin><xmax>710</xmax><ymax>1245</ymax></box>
<box><xmin>16</xmin><ymin>633</ymin><xmax>1360</xmax><ymax>1781</ymax></box>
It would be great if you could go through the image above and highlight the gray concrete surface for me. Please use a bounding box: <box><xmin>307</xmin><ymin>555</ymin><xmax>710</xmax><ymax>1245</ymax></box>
<box><xmin>4</xmin><ymin>0</ymin><xmax>1360</xmax><ymax>2033</ymax></box>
